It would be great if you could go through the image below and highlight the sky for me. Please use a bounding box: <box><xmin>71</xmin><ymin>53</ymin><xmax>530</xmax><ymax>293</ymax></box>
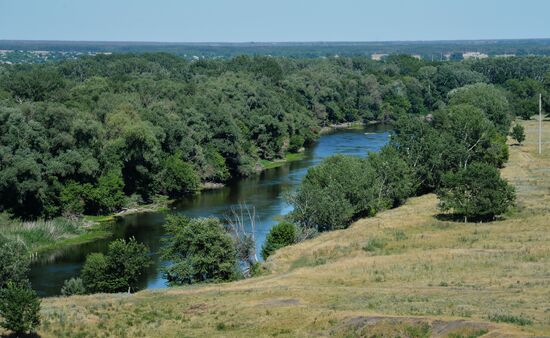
<box><xmin>1</xmin><ymin>0</ymin><xmax>550</xmax><ymax>42</ymax></box>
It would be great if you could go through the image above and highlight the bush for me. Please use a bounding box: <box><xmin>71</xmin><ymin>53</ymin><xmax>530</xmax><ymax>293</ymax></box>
<box><xmin>0</xmin><ymin>236</ymin><xmax>30</xmax><ymax>289</ymax></box>
<box><xmin>61</xmin><ymin>277</ymin><xmax>86</xmax><ymax>296</ymax></box>
<box><xmin>261</xmin><ymin>222</ymin><xmax>296</xmax><ymax>260</ymax></box>
<box><xmin>162</xmin><ymin>216</ymin><xmax>237</xmax><ymax>285</ymax></box>
<box><xmin>0</xmin><ymin>282</ymin><xmax>40</xmax><ymax>335</ymax></box>
<box><xmin>437</xmin><ymin>162</ymin><xmax>516</xmax><ymax>221</ymax></box>
<box><xmin>80</xmin><ymin>252</ymin><xmax>109</xmax><ymax>293</ymax></box>
<box><xmin>81</xmin><ymin>237</ymin><xmax>151</xmax><ymax>293</ymax></box>
<box><xmin>510</xmin><ymin>124</ymin><xmax>525</xmax><ymax>145</ymax></box>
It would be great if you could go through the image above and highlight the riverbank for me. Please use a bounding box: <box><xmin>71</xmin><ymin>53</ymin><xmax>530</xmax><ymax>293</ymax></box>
<box><xmin>0</xmin><ymin>196</ymin><xmax>173</xmax><ymax>256</ymax></box>
<box><xmin>30</xmin><ymin>120</ymin><xmax>550</xmax><ymax>337</ymax></box>
<box><xmin>0</xmin><ymin>216</ymin><xmax>111</xmax><ymax>256</ymax></box>
<box><xmin>8</xmin><ymin>123</ymin><xmax>376</xmax><ymax>257</ymax></box>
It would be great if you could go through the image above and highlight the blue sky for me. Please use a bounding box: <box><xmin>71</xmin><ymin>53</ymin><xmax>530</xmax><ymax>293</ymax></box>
<box><xmin>1</xmin><ymin>0</ymin><xmax>549</xmax><ymax>42</ymax></box>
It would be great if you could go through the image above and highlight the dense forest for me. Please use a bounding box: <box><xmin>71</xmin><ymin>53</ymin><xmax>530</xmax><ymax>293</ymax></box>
<box><xmin>1</xmin><ymin>53</ymin><xmax>550</xmax><ymax>220</ymax></box>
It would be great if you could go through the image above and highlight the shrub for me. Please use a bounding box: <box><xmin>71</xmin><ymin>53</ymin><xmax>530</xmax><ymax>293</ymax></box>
<box><xmin>61</xmin><ymin>277</ymin><xmax>86</xmax><ymax>296</ymax></box>
<box><xmin>81</xmin><ymin>237</ymin><xmax>151</xmax><ymax>293</ymax></box>
<box><xmin>363</xmin><ymin>238</ymin><xmax>386</xmax><ymax>252</ymax></box>
<box><xmin>437</xmin><ymin>162</ymin><xmax>515</xmax><ymax>221</ymax></box>
<box><xmin>488</xmin><ymin>313</ymin><xmax>532</xmax><ymax>326</ymax></box>
<box><xmin>510</xmin><ymin>124</ymin><xmax>525</xmax><ymax>145</ymax></box>
<box><xmin>0</xmin><ymin>236</ymin><xmax>30</xmax><ymax>289</ymax></box>
<box><xmin>0</xmin><ymin>282</ymin><xmax>40</xmax><ymax>335</ymax></box>
<box><xmin>81</xmin><ymin>252</ymin><xmax>109</xmax><ymax>293</ymax></box>
<box><xmin>162</xmin><ymin>216</ymin><xmax>237</xmax><ymax>285</ymax></box>
<box><xmin>261</xmin><ymin>222</ymin><xmax>296</xmax><ymax>260</ymax></box>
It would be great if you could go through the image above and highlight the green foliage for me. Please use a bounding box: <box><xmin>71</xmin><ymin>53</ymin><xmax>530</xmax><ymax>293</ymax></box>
<box><xmin>80</xmin><ymin>252</ymin><xmax>109</xmax><ymax>293</ymax></box>
<box><xmin>289</xmin><ymin>150</ymin><xmax>415</xmax><ymax>232</ymax></box>
<box><xmin>61</xmin><ymin>170</ymin><xmax>126</xmax><ymax>215</ymax></box>
<box><xmin>0</xmin><ymin>53</ymin><xmax>538</xmax><ymax>221</ymax></box>
<box><xmin>161</xmin><ymin>216</ymin><xmax>237</xmax><ymax>285</ymax></box>
<box><xmin>0</xmin><ymin>236</ymin><xmax>30</xmax><ymax>289</ymax></box>
<box><xmin>61</xmin><ymin>277</ymin><xmax>86</xmax><ymax>296</ymax></box>
<box><xmin>289</xmin><ymin>155</ymin><xmax>376</xmax><ymax>232</ymax></box>
<box><xmin>261</xmin><ymin>222</ymin><xmax>296</xmax><ymax>260</ymax></box>
<box><xmin>488</xmin><ymin>313</ymin><xmax>533</xmax><ymax>326</ymax></box>
<box><xmin>0</xmin><ymin>282</ymin><xmax>41</xmax><ymax>335</ymax></box>
<box><xmin>81</xmin><ymin>237</ymin><xmax>151</xmax><ymax>293</ymax></box>
<box><xmin>437</xmin><ymin>163</ymin><xmax>516</xmax><ymax>221</ymax></box>
<box><xmin>448</xmin><ymin>83</ymin><xmax>511</xmax><ymax>133</ymax></box>
<box><xmin>158</xmin><ymin>152</ymin><xmax>200</xmax><ymax>197</ymax></box>
<box><xmin>511</xmin><ymin>124</ymin><xmax>526</xmax><ymax>145</ymax></box>
<box><xmin>362</xmin><ymin>237</ymin><xmax>387</xmax><ymax>252</ymax></box>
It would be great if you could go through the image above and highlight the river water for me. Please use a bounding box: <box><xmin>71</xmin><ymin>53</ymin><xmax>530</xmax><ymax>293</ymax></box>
<box><xmin>29</xmin><ymin>125</ymin><xmax>390</xmax><ymax>296</ymax></box>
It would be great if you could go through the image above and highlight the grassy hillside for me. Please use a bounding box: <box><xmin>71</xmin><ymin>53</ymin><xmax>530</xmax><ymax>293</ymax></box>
<box><xmin>19</xmin><ymin>120</ymin><xmax>550</xmax><ymax>337</ymax></box>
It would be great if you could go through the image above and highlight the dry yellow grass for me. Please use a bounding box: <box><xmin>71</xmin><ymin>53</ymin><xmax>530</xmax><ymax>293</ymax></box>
<box><xmin>12</xmin><ymin>120</ymin><xmax>550</xmax><ymax>337</ymax></box>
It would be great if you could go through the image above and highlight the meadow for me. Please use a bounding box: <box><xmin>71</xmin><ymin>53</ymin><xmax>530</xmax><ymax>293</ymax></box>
<box><xmin>16</xmin><ymin>119</ymin><xmax>550</xmax><ymax>337</ymax></box>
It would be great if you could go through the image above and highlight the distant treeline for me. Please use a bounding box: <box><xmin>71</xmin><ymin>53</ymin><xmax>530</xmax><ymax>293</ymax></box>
<box><xmin>3</xmin><ymin>39</ymin><xmax>550</xmax><ymax>59</ymax></box>
<box><xmin>0</xmin><ymin>53</ymin><xmax>549</xmax><ymax>219</ymax></box>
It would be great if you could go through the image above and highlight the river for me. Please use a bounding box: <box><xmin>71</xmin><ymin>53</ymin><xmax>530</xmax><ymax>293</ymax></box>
<box><xmin>29</xmin><ymin>125</ymin><xmax>390</xmax><ymax>296</ymax></box>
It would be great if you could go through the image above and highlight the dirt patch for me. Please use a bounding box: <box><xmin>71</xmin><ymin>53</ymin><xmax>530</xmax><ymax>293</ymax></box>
<box><xmin>184</xmin><ymin>303</ymin><xmax>208</xmax><ymax>314</ymax></box>
<box><xmin>332</xmin><ymin>316</ymin><xmax>494</xmax><ymax>338</ymax></box>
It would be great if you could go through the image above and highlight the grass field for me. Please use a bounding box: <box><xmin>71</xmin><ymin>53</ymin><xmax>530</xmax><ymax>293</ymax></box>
<box><xmin>12</xmin><ymin>120</ymin><xmax>550</xmax><ymax>337</ymax></box>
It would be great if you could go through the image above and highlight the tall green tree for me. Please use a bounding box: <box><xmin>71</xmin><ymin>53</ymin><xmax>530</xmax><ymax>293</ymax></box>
<box><xmin>161</xmin><ymin>216</ymin><xmax>237</xmax><ymax>285</ymax></box>
<box><xmin>81</xmin><ymin>237</ymin><xmax>151</xmax><ymax>293</ymax></box>
<box><xmin>437</xmin><ymin>163</ymin><xmax>515</xmax><ymax>221</ymax></box>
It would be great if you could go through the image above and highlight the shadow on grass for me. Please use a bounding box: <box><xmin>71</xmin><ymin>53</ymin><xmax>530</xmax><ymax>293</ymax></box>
<box><xmin>434</xmin><ymin>213</ymin><xmax>503</xmax><ymax>223</ymax></box>
<box><xmin>1</xmin><ymin>333</ymin><xmax>40</xmax><ymax>338</ymax></box>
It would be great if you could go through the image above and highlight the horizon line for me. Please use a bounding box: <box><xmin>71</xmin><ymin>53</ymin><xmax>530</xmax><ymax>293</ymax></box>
<box><xmin>2</xmin><ymin>37</ymin><xmax>550</xmax><ymax>45</ymax></box>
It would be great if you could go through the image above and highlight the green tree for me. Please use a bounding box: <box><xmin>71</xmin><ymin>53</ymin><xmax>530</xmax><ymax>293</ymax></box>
<box><xmin>437</xmin><ymin>163</ymin><xmax>516</xmax><ymax>221</ymax></box>
<box><xmin>81</xmin><ymin>237</ymin><xmax>151</xmax><ymax>293</ymax></box>
<box><xmin>80</xmin><ymin>252</ymin><xmax>109</xmax><ymax>293</ymax></box>
<box><xmin>158</xmin><ymin>152</ymin><xmax>200</xmax><ymax>197</ymax></box>
<box><xmin>368</xmin><ymin>145</ymin><xmax>416</xmax><ymax>209</ymax></box>
<box><xmin>0</xmin><ymin>282</ymin><xmax>41</xmax><ymax>335</ymax></box>
<box><xmin>86</xmin><ymin>170</ymin><xmax>126</xmax><ymax>214</ymax></box>
<box><xmin>161</xmin><ymin>216</ymin><xmax>237</xmax><ymax>285</ymax></box>
<box><xmin>261</xmin><ymin>222</ymin><xmax>296</xmax><ymax>260</ymax></box>
<box><xmin>448</xmin><ymin>83</ymin><xmax>511</xmax><ymax>133</ymax></box>
<box><xmin>0</xmin><ymin>236</ymin><xmax>30</xmax><ymax>289</ymax></box>
<box><xmin>289</xmin><ymin>155</ymin><xmax>377</xmax><ymax>232</ymax></box>
<box><xmin>510</xmin><ymin>124</ymin><xmax>526</xmax><ymax>145</ymax></box>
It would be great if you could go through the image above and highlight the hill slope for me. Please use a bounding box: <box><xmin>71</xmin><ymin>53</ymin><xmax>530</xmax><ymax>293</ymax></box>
<box><xmin>28</xmin><ymin>120</ymin><xmax>550</xmax><ymax>337</ymax></box>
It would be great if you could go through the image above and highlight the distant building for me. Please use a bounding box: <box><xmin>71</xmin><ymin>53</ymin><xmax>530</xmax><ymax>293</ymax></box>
<box><xmin>371</xmin><ymin>53</ymin><xmax>388</xmax><ymax>61</ymax></box>
<box><xmin>495</xmin><ymin>53</ymin><xmax>516</xmax><ymax>58</ymax></box>
<box><xmin>411</xmin><ymin>54</ymin><xmax>422</xmax><ymax>60</ymax></box>
<box><xmin>463</xmin><ymin>52</ymin><xmax>488</xmax><ymax>60</ymax></box>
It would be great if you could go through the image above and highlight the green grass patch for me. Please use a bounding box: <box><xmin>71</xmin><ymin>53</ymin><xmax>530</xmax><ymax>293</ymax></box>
<box><xmin>488</xmin><ymin>313</ymin><xmax>533</xmax><ymax>326</ymax></box>
<box><xmin>0</xmin><ymin>214</ymin><xmax>113</xmax><ymax>254</ymax></box>
<box><xmin>362</xmin><ymin>237</ymin><xmax>387</xmax><ymax>252</ymax></box>
<box><xmin>261</xmin><ymin>153</ymin><xmax>305</xmax><ymax>170</ymax></box>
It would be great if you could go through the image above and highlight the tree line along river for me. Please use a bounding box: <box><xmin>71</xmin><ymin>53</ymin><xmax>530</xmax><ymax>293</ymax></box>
<box><xmin>30</xmin><ymin>125</ymin><xmax>390</xmax><ymax>296</ymax></box>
